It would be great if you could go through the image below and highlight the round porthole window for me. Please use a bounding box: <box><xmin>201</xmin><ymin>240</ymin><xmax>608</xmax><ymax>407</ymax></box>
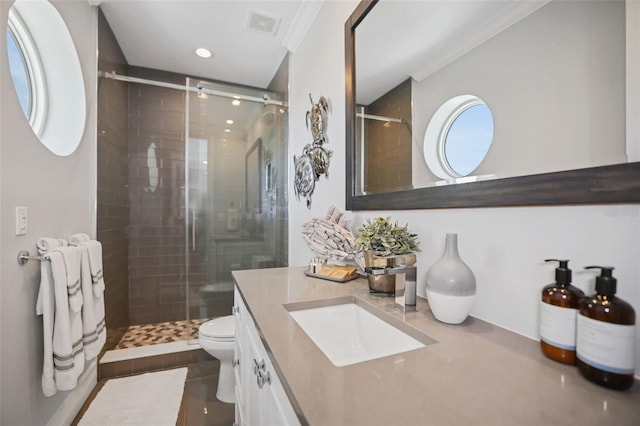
<box><xmin>6</xmin><ymin>0</ymin><xmax>86</xmax><ymax>156</ymax></box>
<box><xmin>423</xmin><ymin>95</ymin><xmax>494</xmax><ymax>180</ymax></box>
<box><xmin>6</xmin><ymin>26</ymin><xmax>33</xmax><ymax>118</ymax></box>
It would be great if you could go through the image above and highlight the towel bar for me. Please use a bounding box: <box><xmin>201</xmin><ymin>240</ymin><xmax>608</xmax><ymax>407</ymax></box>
<box><xmin>17</xmin><ymin>250</ymin><xmax>44</xmax><ymax>265</ymax></box>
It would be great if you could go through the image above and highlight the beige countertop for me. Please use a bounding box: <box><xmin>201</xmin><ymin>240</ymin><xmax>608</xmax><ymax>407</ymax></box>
<box><xmin>233</xmin><ymin>267</ymin><xmax>640</xmax><ymax>426</ymax></box>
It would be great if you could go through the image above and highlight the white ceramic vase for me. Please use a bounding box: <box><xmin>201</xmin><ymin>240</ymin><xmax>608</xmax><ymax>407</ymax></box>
<box><xmin>425</xmin><ymin>233</ymin><xmax>476</xmax><ymax>324</ymax></box>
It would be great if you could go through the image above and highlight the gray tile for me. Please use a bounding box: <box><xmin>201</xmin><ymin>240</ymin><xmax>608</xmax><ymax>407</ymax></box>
<box><xmin>179</xmin><ymin>360</ymin><xmax>235</xmax><ymax>426</ymax></box>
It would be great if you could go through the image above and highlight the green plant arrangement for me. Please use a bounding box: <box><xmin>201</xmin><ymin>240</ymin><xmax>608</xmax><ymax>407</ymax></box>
<box><xmin>355</xmin><ymin>216</ymin><xmax>420</xmax><ymax>256</ymax></box>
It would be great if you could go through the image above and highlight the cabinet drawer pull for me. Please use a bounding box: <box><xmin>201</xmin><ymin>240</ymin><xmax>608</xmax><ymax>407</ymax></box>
<box><xmin>257</xmin><ymin>370</ymin><xmax>271</xmax><ymax>389</ymax></box>
<box><xmin>232</xmin><ymin>358</ymin><xmax>240</xmax><ymax>368</ymax></box>
<box><xmin>232</xmin><ymin>305</ymin><xmax>240</xmax><ymax>315</ymax></box>
<box><xmin>252</xmin><ymin>358</ymin><xmax>265</xmax><ymax>375</ymax></box>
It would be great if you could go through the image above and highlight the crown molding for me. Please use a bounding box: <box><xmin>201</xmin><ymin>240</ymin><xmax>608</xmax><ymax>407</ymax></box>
<box><xmin>283</xmin><ymin>0</ymin><xmax>325</xmax><ymax>53</ymax></box>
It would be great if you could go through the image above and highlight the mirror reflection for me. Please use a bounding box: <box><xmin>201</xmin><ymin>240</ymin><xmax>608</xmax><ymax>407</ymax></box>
<box><xmin>354</xmin><ymin>0</ymin><xmax>631</xmax><ymax>195</ymax></box>
<box><xmin>442</xmin><ymin>101</ymin><xmax>494</xmax><ymax>177</ymax></box>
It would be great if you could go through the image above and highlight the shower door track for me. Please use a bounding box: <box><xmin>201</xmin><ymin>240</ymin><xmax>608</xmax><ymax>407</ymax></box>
<box><xmin>99</xmin><ymin>70</ymin><xmax>287</xmax><ymax>106</ymax></box>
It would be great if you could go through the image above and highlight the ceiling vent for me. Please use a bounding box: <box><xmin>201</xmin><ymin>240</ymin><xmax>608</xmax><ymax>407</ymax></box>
<box><xmin>246</xmin><ymin>10</ymin><xmax>281</xmax><ymax>36</ymax></box>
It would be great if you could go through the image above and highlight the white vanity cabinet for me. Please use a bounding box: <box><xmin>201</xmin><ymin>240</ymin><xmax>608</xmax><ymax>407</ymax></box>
<box><xmin>233</xmin><ymin>289</ymin><xmax>300</xmax><ymax>426</ymax></box>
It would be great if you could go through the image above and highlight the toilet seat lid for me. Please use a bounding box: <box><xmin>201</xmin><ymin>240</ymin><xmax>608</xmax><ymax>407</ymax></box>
<box><xmin>199</xmin><ymin>315</ymin><xmax>234</xmax><ymax>339</ymax></box>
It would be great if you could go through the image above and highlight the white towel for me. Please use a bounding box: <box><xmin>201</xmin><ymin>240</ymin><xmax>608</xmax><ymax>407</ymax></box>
<box><xmin>56</xmin><ymin>246</ymin><xmax>84</xmax><ymax>313</ymax></box>
<box><xmin>68</xmin><ymin>233</ymin><xmax>90</xmax><ymax>247</ymax></box>
<box><xmin>79</xmin><ymin>240</ymin><xmax>105</xmax><ymax>297</ymax></box>
<box><xmin>36</xmin><ymin>237</ymin><xmax>69</xmax><ymax>317</ymax></box>
<box><xmin>36</xmin><ymin>237</ymin><xmax>68</xmax><ymax>255</ymax></box>
<box><xmin>44</xmin><ymin>251</ymin><xmax>85</xmax><ymax>393</ymax></box>
<box><xmin>37</xmin><ymin>257</ymin><xmax>57</xmax><ymax>397</ymax></box>
<box><xmin>79</xmin><ymin>246</ymin><xmax>106</xmax><ymax>360</ymax></box>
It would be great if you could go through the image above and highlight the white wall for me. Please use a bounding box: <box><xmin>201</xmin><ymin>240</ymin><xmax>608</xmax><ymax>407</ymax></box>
<box><xmin>289</xmin><ymin>1</ymin><xmax>640</xmax><ymax>377</ymax></box>
<box><xmin>288</xmin><ymin>0</ymin><xmax>354</xmax><ymax>259</ymax></box>
<box><xmin>0</xmin><ymin>1</ymin><xmax>98</xmax><ymax>424</ymax></box>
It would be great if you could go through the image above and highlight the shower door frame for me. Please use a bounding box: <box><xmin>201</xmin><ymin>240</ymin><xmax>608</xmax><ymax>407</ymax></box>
<box><xmin>99</xmin><ymin>71</ymin><xmax>286</xmax><ymax>343</ymax></box>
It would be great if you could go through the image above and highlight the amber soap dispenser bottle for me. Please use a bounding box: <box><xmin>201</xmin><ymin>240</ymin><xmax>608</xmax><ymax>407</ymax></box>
<box><xmin>577</xmin><ymin>266</ymin><xmax>636</xmax><ymax>390</ymax></box>
<box><xmin>539</xmin><ymin>259</ymin><xmax>584</xmax><ymax>364</ymax></box>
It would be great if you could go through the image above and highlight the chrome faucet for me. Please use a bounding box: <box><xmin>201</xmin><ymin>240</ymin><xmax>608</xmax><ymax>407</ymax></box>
<box><xmin>365</xmin><ymin>264</ymin><xmax>417</xmax><ymax>312</ymax></box>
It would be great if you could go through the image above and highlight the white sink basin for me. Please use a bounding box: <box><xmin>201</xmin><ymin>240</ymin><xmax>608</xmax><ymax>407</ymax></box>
<box><xmin>288</xmin><ymin>302</ymin><xmax>430</xmax><ymax>366</ymax></box>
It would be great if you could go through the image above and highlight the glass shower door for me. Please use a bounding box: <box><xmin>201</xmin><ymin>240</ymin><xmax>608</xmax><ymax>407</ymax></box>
<box><xmin>185</xmin><ymin>77</ymin><xmax>286</xmax><ymax>337</ymax></box>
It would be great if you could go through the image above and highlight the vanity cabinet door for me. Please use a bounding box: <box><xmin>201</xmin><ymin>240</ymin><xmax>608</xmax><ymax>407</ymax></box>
<box><xmin>234</xmin><ymin>290</ymin><xmax>260</xmax><ymax>425</ymax></box>
<box><xmin>234</xmin><ymin>288</ymin><xmax>300</xmax><ymax>426</ymax></box>
<box><xmin>258</xmin><ymin>353</ymin><xmax>299</xmax><ymax>426</ymax></box>
<box><xmin>245</xmin><ymin>323</ymin><xmax>267</xmax><ymax>424</ymax></box>
<box><xmin>233</xmin><ymin>291</ymin><xmax>247</xmax><ymax>425</ymax></box>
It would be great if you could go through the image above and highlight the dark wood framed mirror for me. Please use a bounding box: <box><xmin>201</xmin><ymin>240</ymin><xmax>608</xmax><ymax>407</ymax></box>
<box><xmin>345</xmin><ymin>0</ymin><xmax>640</xmax><ymax>210</ymax></box>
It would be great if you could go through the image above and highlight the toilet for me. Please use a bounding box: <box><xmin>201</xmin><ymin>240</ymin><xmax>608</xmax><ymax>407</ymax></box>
<box><xmin>198</xmin><ymin>315</ymin><xmax>235</xmax><ymax>403</ymax></box>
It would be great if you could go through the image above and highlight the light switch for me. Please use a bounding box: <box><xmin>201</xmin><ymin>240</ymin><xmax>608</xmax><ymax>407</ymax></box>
<box><xmin>15</xmin><ymin>206</ymin><xmax>27</xmax><ymax>236</ymax></box>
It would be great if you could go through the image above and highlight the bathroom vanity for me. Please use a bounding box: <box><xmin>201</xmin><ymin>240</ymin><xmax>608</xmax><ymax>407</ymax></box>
<box><xmin>232</xmin><ymin>267</ymin><xmax>640</xmax><ymax>425</ymax></box>
<box><xmin>233</xmin><ymin>288</ymin><xmax>299</xmax><ymax>425</ymax></box>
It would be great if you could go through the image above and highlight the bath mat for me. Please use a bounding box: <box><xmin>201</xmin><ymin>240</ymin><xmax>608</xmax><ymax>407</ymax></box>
<box><xmin>78</xmin><ymin>367</ymin><xmax>187</xmax><ymax>426</ymax></box>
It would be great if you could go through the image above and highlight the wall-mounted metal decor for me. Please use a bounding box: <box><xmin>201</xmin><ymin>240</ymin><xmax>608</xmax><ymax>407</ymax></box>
<box><xmin>294</xmin><ymin>94</ymin><xmax>333</xmax><ymax>208</ymax></box>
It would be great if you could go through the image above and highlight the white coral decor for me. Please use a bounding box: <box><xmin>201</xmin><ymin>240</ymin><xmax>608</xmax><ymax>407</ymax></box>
<box><xmin>302</xmin><ymin>206</ymin><xmax>356</xmax><ymax>260</ymax></box>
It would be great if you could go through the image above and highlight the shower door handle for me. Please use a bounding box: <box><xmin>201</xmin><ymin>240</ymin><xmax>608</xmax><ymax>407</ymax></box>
<box><xmin>191</xmin><ymin>209</ymin><xmax>196</xmax><ymax>252</ymax></box>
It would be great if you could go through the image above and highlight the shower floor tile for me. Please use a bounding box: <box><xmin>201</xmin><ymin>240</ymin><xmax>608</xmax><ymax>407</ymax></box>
<box><xmin>116</xmin><ymin>318</ymin><xmax>210</xmax><ymax>349</ymax></box>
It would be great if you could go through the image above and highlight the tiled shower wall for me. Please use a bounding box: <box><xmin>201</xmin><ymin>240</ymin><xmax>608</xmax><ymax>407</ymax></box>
<box><xmin>96</xmin><ymin>11</ymin><xmax>130</xmax><ymax>349</ymax></box>
<box><xmin>363</xmin><ymin>79</ymin><xmax>413</xmax><ymax>193</ymax></box>
<box><xmin>127</xmin><ymin>67</ymin><xmax>207</xmax><ymax>325</ymax></box>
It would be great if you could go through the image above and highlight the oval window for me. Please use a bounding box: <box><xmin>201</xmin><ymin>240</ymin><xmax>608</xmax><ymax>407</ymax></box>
<box><xmin>6</xmin><ymin>27</ymin><xmax>32</xmax><ymax>118</ymax></box>
<box><xmin>6</xmin><ymin>0</ymin><xmax>86</xmax><ymax>157</ymax></box>
<box><xmin>424</xmin><ymin>95</ymin><xmax>494</xmax><ymax>180</ymax></box>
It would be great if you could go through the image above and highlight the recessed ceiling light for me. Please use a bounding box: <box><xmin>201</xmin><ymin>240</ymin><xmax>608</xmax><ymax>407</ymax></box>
<box><xmin>202</xmin><ymin>160</ymin><xmax>208</xmax><ymax>165</ymax></box>
<box><xmin>232</xmin><ymin>100</ymin><xmax>241</xmax><ymax>106</ymax></box>
<box><xmin>224</xmin><ymin>128</ymin><xmax>231</xmax><ymax>133</ymax></box>
<box><xmin>195</xmin><ymin>48</ymin><xmax>212</xmax><ymax>58</ymax></box>
<box><xmin>226</xmin><ymin>119</ymin><xmax>234</xmax><ymax>125</ymax></box>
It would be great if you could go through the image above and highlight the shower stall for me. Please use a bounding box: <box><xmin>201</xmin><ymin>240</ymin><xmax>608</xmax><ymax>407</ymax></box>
<box><xmin>97</xmin><ymin>65</ymin><xmax>288</xmax><ymax>352</ymax></box>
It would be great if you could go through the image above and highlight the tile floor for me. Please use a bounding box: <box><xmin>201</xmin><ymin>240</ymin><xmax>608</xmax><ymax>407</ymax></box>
<box><xmin>116</xmin><ymin>318</ymin><xmax>210</xmax><ymax>349</ymax></box>
<box><xmin>75</xmin><ymin>319</ymin><xmax>235</xmax><ymax>425</ymax></box>
<box><xmin>177</xmin><ymin>361</ymin><xmax>236</xmax><ymax>426</ymax></box>
<box><xmin>72</xmin><ymin>360</ymin><xmax>235</xmax><ymax>426</ymax></box>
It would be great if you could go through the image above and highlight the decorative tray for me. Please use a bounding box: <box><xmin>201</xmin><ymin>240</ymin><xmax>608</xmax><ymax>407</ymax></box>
<box><xmin>303</xmin><ymin>270</ymin><xmax>361</xmax><ymax>283</ymax></box>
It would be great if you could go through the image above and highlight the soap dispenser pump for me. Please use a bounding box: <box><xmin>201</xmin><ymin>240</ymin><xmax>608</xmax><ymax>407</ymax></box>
<box><xmin>577</xmin><ymin>266</ymin><xmax>636</xmax><ymax>390</ymax></box>
<box><xmin>539</xmin><ymin>259</ymin><xmax>584</xmax><ymax>364</ymax></box>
